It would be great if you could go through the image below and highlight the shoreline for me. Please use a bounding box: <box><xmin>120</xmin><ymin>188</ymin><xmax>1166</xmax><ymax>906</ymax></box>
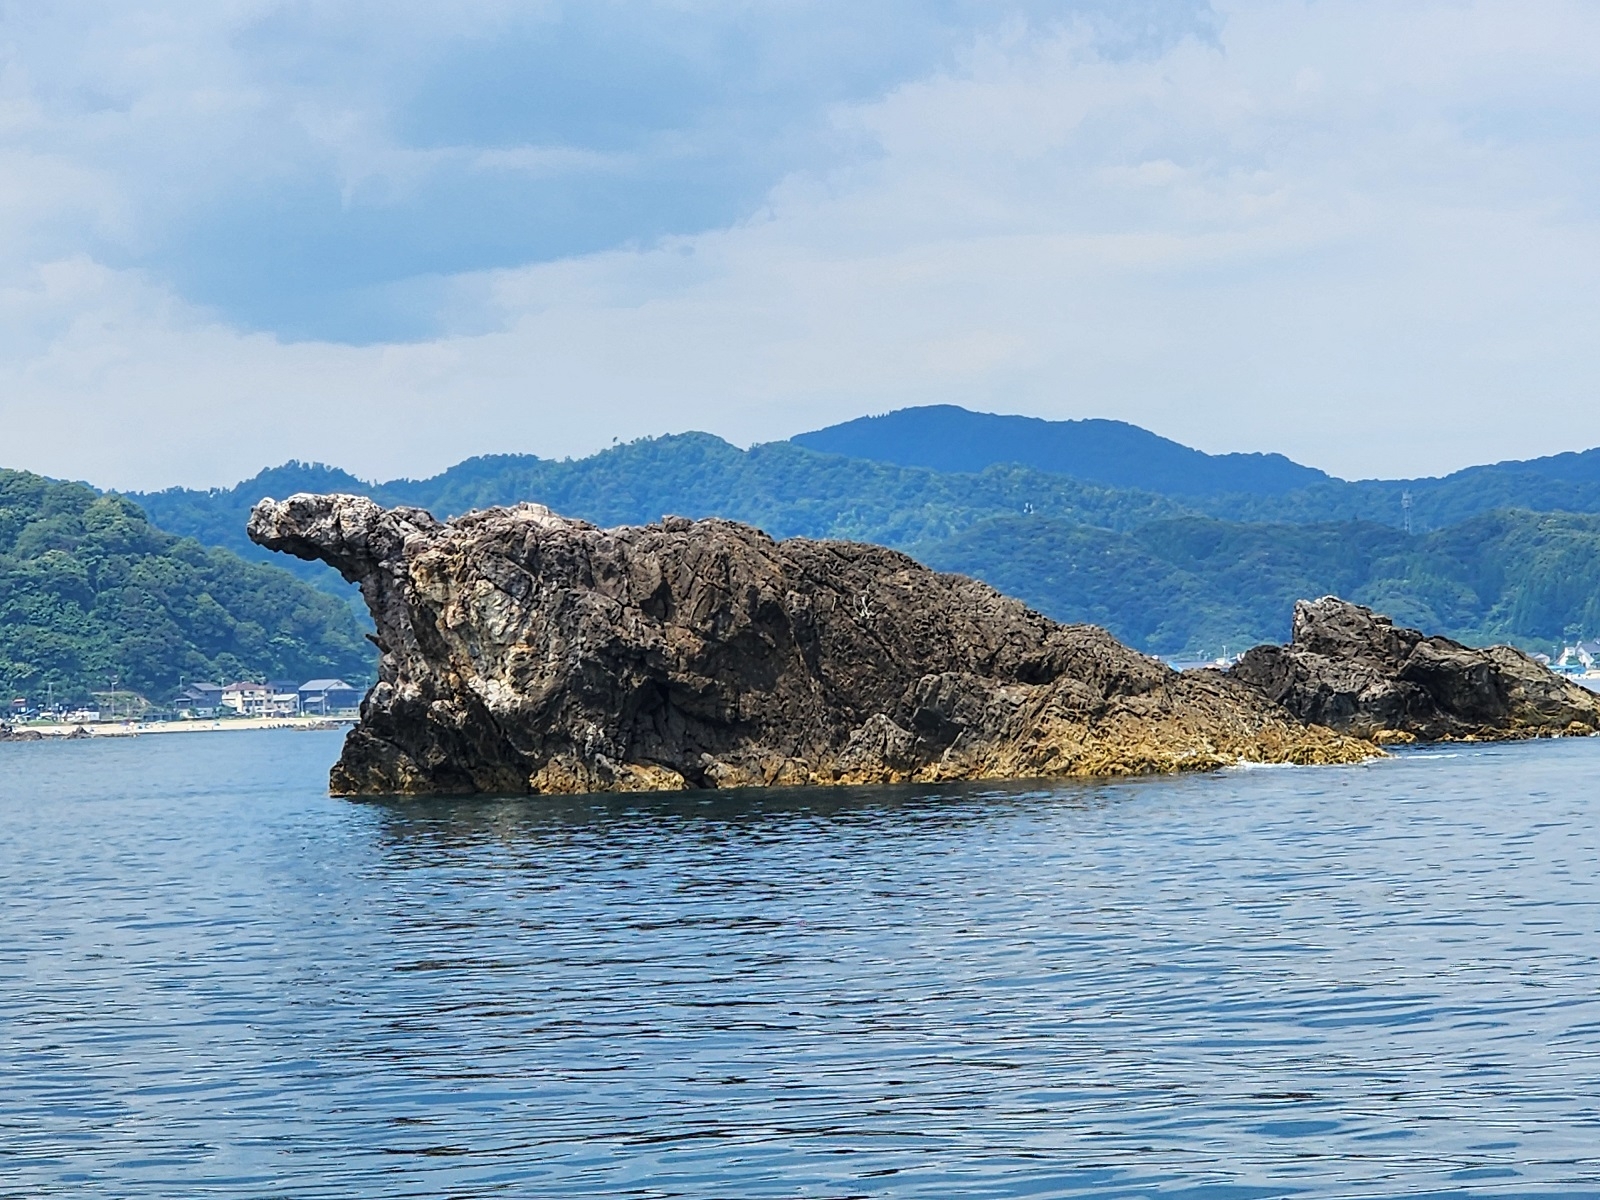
<box><xmin>6</xmin><ymin>715</ymin><xmax>356</xmax><ymax>739</ymax></box>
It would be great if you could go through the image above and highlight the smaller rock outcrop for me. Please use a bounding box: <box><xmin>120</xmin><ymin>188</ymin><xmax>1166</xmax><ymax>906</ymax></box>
<box><xmin>1230</xmin><ymin>597</ymin><xmax>1600</xmax><ymax>742</ymax></box>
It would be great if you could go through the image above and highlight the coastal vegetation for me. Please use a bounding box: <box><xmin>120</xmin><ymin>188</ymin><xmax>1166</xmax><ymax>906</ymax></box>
<box><xmin>0</xmin><ymin>470</ymin><xmax>373</xmax><ymax>707</ymax></box>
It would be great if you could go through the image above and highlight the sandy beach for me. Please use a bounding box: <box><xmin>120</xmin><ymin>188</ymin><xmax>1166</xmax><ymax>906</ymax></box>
<box><xmin>9</xmin><ymin>715</ymin><xmax>356</xmax><ymax>739</ymax></box>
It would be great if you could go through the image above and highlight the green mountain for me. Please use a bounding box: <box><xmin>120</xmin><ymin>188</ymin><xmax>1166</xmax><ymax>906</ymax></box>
<box><xmin>790</xmin><ymin>404</ymin><xmax>1600</xmax><ymax>533</ymax></box>
<box><xmin>117</xmin><ymin>409</ymin><xmax>1600</xmax><ymax>661</ymax></box>
<box><xmin>793</xmin><ymin>404</ymin><xmax>1332</xmax><ymax>497</ymax></box>
<box><xmin>0</xmin><ymin>470</ymin><xmax>374</xmax><ymax>707</ymax></box>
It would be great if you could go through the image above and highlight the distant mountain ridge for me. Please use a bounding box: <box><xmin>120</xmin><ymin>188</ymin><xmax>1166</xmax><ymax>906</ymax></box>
<box><xmin>792</xmin><ymin>405</ymin><xmax>1600</xmax><ymax>522</ymax></box>
<box><xmin>115</xmin><ymin>405</ymin><xmax>1600</xmax><ymax>658</ymax></box>
<box><xmin>791</xmin><ymin>405</ymin><xmax>1334</xmax><ymax>497</ymax></box>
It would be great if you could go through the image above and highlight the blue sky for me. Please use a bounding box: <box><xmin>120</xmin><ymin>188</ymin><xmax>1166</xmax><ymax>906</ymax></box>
<box><xmin>2</xmin><ymin>0</ymin><xmax>1598</xmax><ymax>489</ymax></box>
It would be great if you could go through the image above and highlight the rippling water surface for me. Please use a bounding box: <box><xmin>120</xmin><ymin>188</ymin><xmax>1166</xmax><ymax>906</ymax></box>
<box><xmin>4</xmin><ymin>732</ymin><xmax>1600</xmax><ymax>1197</ymax></box>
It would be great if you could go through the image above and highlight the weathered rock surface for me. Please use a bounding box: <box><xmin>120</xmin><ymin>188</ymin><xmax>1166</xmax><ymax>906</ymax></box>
<box><xmin>1230</xmin><ymin>596</ymin><xmax>1600</xmax><ymax>743</ymax></box>
<box><xmin>247</xmin><ymin>494</ymin><xmax>1373</xmax><ymax>796</ymax></box>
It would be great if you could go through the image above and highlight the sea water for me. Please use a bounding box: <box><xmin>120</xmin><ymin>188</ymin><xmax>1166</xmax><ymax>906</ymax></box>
<box><xmin>3</xmin><ymin>731</ymin><xmax>1600</xmax><ymax>1198</ymax></box>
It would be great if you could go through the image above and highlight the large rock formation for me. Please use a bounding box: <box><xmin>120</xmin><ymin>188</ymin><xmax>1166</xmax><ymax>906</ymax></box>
<box><xmin>1230</xmin><ymin>596</ymin><xmax>1600</xmax><ymax>743</ymax></box>
<box><xmin>247</xmin><ymin>495</ymin><xmax>1372</xmax><ymax>796</ymax></box>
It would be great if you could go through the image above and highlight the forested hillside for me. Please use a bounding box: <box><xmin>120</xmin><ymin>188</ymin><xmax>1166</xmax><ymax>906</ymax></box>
<box><xmin>119</xmin><ymin>408</ymin><xmax>1600</xmax><ymax>660</ymax></box>
<box><xmin>916</xmin><ymin>511</ymin><xmax>1600</xmax><ymax>657</ymax></box>
<box><xmin>1215</xmin><ymin>456</ymin><xmax>1600</xmax><ymax>532</ymax></box>
<box><xmin>131</xmin><ymin>435</ymin><xmax>1188</xmax><ymax>581</ymax></box>
<box><xmin>0</xmin><ymin>470</ymin><xmax>373</xmax><ymax>706</ymax></box>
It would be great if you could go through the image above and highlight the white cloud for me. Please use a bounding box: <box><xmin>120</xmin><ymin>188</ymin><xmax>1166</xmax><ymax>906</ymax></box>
<box><xmin>2</xmin><ymin>0</ymin><xmax>1599</xmax><ymax>488</ymax></box>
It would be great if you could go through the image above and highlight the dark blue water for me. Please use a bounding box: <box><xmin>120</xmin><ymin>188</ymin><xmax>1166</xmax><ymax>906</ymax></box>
<box><xmin>4</xmin><ymin>732</ymin><xmax>1600</xmax><ymax>1198</ymax></box>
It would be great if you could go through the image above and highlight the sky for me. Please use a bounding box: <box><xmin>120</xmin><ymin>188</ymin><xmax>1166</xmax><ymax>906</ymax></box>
<box><xmin>2</xmin><ymin>0</ymin><xmax>1598</xmax><ymax>490</ymax></box>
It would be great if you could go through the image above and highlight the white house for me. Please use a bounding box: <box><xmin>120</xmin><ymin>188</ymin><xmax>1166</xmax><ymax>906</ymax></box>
<box><xmin>220</xmin><ymin>682</ymin><xmax>273</xmax><ymax>716</ymax></box>
<box><xmin>266</xmin><ymin>691</ymin><xmax>301</xmax><ymax>717</ymax></box>
<box><xmin>1557</xmin><ymin>642</ymin><xmax>1600</xmax><ymax>672</ymax></box>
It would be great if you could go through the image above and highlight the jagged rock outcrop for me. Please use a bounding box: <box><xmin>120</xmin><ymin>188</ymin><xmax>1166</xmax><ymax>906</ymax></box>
<box><xmin>1230</xmin><ymin>596</ymin><xmax>1600</xmax><ymax>743</ymax></box>
<box><xmin>247</xmin><ymin>495</ymin><xmax>1373</xmax><ymax>796</ymax></box>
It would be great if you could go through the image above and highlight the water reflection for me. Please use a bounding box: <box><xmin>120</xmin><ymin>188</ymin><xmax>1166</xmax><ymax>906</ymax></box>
<box><xmin>360</xmin><ymin>774</ymin><xmax>1137</xmax><ymax>855</ymax></box>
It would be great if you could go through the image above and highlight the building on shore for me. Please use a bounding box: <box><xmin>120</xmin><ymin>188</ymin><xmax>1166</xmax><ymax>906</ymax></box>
<box><xmin>298</xmin><ymin>679</ymin><xmax>361</xmax><ymax>715</ymax></box>
<box><xmin>220</xmin><ymin>682</ymin><xmax>271</xmax><ymax>715</ymax></box>
<box><xmin>174</xmin><ymin>682</ymin><xmax>225</xmax><ymax>718</ymax></box>
<box><xmin>1553</xmin><ymin>642</ymin><xmax>1600</xmax><ymax>694</ymax></box>
<box><xmin>220</xmin><ymin>682</ymin><xmax>300</xmax><ymax>717</ymax></box>
<box><xmin>1556</xmin><ymin>641</ymin><xmax>1599</xmax><ymax>671</ymax></box>
<box><xmin>172</xmin><ymin>679</ymin><xmax>363</xmax><ymax>719</ymax></box>
<box><xmin>266</xmin><ymin>682</ymin><xmax>305</xmax><ymax>717</ymax></box>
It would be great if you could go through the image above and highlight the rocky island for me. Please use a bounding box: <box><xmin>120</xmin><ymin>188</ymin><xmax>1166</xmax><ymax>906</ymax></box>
<box><xmin>1231</xmin><ymin>596</ymin><xmax>1599</xmax><ymax>742</ymax></box>
<box><xmin>248</xmin><ymin>495</ymin><xmax>1375</xmax><ymax>796</ymax></box>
